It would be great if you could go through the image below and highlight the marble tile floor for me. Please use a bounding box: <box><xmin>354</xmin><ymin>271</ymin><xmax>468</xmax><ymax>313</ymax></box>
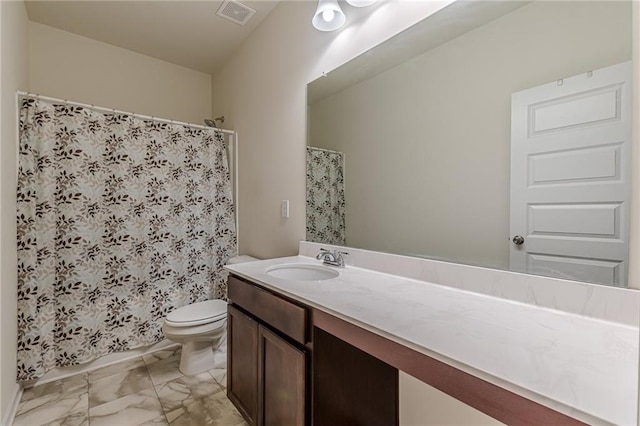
<box><xmin>13</xmin><ymin>346</ymin><xmax>248</xmax><ymax>426</ymax></box>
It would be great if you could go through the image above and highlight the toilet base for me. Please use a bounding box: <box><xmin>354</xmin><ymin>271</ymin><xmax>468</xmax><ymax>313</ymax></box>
<box><xmin>179</xmin><ymin>340</ymin><xmax>218</xmax><ymax>376</ymax></box>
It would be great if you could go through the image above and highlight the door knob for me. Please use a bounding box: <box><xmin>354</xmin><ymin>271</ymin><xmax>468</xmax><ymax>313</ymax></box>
<box><xmin>512</xmin><ymin>235</ymin><xmax>525</xmax><ymax>245</ymax></box>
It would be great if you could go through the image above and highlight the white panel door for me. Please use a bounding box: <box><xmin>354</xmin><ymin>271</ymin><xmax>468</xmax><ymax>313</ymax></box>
<box><xmin>510</xmin><ymin>61</ymin><xmax>632</xmax><ymax>286</ymax></box>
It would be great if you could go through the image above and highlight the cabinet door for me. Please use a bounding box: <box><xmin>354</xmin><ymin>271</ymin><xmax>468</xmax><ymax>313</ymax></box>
<box><xmin>258</xmin><ymin>325</ymin><xmax>307</xmax><ymax>426</ymax></box>
<box><xmin>228</xmin><ymin>305</ymin><xmax>259</xmax><ymax>425</ymax></box>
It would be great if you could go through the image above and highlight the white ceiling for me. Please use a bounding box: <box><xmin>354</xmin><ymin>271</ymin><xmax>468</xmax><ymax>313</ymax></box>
<box><xmin>25</xmin><ymin>0</ymin><xmax>281</xmax><ymax>75</ymax></box>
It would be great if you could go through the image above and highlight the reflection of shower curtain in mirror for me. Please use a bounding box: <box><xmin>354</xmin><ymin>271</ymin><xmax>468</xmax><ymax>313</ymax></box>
<box><xmin>306</xmin><ymin>147</ymin><xmax>345</xmax><ymax>245</ymax></box>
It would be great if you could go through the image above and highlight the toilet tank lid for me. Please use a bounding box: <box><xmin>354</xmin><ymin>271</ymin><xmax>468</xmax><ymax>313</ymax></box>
<box><xmin>166</xmin><ymin>299</ymin><xmax>227</xmax><ymax>323</ymax></box>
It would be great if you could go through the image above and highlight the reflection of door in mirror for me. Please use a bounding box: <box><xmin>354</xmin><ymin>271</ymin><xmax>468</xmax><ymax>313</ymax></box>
<box><xmin>510</xmin><ymin>61</ymin><xmax>632</xmax><ymax>286</ymax></box>
<box><xmin>306</xmin><ymin>147</ymin><xmax>346</xmax><ymax>245</ymax></box>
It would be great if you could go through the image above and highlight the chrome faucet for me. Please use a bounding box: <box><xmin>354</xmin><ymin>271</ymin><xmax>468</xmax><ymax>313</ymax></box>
<box><xmin>316</xmin><ymin>248</ymin><xmax>348</xmax><ymax>267</ymax></box>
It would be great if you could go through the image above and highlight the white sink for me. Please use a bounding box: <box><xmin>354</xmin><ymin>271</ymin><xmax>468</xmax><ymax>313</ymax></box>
<box><xmin>265</xmin><ymin>263</ymin><xmax>339</xmax><ymax>281</ymax></box>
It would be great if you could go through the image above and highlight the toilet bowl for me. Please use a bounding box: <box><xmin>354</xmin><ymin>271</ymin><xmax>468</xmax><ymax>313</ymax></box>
<box><xmin>162</xmin><ymin>255</ymin><xmax>260</xmax><ymax>375</ymax></box>
<box><xmin>162</xmin><ymin>299</ymin><xmax>228</xmax><ymax>375</ymax></box>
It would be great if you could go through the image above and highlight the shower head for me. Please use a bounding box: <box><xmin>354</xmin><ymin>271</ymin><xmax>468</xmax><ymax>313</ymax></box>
<box><xmin>204</xmin><ymin>116</ymin><xmax>225</xmax><ymax>128</ymax></box>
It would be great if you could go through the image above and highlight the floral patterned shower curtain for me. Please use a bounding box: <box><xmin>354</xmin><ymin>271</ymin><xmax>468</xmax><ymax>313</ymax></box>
<box><xmin>16</xmin><ymin>98</ymin><xmax>236</xmax><ymax>381</ymax></box>
<box><xmin>306</xmin><ymin>147</ymin><xmax>345</xmax><ymax>245</ymax></box>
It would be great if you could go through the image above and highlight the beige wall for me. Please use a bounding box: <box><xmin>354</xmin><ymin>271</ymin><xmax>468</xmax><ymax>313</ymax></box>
<box><xmin>0</xmin><ymin>0</ymin><xmax>29</xmax><ymax>421</ymax></box>
<box><xmin>29</xmin><ymin>22</ymin><xmax>212</xmax><ymax>124</ymax></box>
<box><xmin>399</xmin><ymin>372</ymin><xmax>504</xmax><ymax>425</ymax></box>
<box><xmin>309</xmin><ymin>1</ymin><xmax>632</xmax><ymax>269</ymax></box>
<box><xmin>210</xmin><ymin>0</ymin><xmax>453</xmax><ymax>259</ymax></box>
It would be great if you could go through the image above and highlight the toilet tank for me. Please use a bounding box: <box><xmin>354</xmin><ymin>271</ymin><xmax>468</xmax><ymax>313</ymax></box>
<box><xmin>227</xmin><ymin>255</ymin><xmax>259</xmax><ymax>265</ymax></box>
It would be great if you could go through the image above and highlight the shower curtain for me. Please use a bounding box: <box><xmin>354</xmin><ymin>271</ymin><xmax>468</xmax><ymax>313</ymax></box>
<box><xmin>306</xmin><ymin>147</ymin><xmax>346</xmax><ymax>245</ymax></box>
<box><xmin>16</xmin><ymin>98</ymin><xmax>236</xmax><ymax>381</ymax></box>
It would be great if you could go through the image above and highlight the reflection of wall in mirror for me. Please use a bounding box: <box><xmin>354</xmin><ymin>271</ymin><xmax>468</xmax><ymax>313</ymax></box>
<box><xmin>308</xmin><ymin>1</ymin><xmax>632</xmax><ymax>271</ymax></box>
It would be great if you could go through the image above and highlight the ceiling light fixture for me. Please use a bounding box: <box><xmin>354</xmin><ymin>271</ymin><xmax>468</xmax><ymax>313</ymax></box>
<box><xmin>312</xmin><ymin>0</ymin><xmax>378</xmax><ymax>32</ymax></box>
<box><xmin>345</xmin><ymin>0</ymin><xmax>377</xmax><ymax>7</ymax></box>
<box><xmin>312</xmin><ymin>0</ymin><xmax>347</xmax><ymax>32</ymax></box>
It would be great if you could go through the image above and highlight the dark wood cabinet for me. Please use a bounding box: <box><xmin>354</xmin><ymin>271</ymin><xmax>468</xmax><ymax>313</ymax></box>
<box><xmin>258</xmin><ymin>325</ymin><xmax>306</xmax><ymax>426</ymax></box>
<box><xmin>227</xmin><ymin>274</ymin><xmax>401</xmax><ymax>426</ymax></box>
<box><xmin>228</xmin><ymin>275</ymin><xmax>308</xmax><ymax>344</ymax></box>
<box><xmin>227</xmin><ymin>276</ymin><xmax>308</xmax><ymax>426</ymax></box>
<box><xmin>227</xmin><ymin>305</ymin><xmax>258</xmax><ymax>425</ymax></box>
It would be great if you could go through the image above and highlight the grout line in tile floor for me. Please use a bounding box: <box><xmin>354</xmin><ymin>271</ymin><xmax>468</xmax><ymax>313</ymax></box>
<box><xmin>12</xmin><ymin>346</ymin><xmax>247</xmax><ymax>426</ymax></box>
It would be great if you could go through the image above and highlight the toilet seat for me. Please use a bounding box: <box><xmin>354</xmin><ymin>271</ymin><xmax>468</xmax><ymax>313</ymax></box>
<box><xmin>165</xmin><ymin>299</ymin><xmax>227</xmax><ymax>327</ymax></box>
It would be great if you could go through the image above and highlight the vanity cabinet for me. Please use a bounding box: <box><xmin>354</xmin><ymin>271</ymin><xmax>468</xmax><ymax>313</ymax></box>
<box><xmin>227</xmin><ymin>276</ymin><xmax>309</xmax><ymax>426</ymax></box>
<box><xmin>227</xmin><ymin>305</ymin><xmax>258</xmax><ymax>423</ymax></box>
<box><xmin>227</xmin><ymin>274</ymin><xmax>401</xmax><ymax>426</ymax></box>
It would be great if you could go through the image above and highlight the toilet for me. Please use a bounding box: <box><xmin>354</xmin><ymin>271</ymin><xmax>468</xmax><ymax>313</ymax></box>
<box><xmin>162</xmin><ymin>255</ymin><xmax>258</xmax><ymax>375</ymax></box>
<box><xmin>163</xmin><ymin>299</ymin><xmax>228</xmax><ymax>375</ymax></box>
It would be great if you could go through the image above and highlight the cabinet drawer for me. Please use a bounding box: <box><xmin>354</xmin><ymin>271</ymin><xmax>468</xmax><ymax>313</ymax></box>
<box><xmin>228</xmin><ymin>275</ymin><xmax>308</xmax><ymax>344</ymax></box>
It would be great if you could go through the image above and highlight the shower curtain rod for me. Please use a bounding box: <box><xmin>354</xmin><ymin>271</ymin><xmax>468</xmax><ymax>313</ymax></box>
<box><xmin>17</xmin><ymin>91</ymin><xmax>235</xmax><ymax>136</ymax></box>
<box><xmin>308</xmin><ymin>146</ymin><xmax>342</xmax><ymax>154</ymax></box>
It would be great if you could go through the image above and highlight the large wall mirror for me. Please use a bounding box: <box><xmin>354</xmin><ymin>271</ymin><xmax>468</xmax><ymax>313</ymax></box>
<box><xmin>306</xmin><ymin>0</ymin><xmax>634</xmax><ymax>287</ymax></box>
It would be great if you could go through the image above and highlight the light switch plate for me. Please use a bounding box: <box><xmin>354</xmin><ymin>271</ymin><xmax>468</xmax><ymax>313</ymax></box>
<box><xmin>281</xmin><ymin>200</ymin><xmax>289</xmax><ymax>218</ymax></box>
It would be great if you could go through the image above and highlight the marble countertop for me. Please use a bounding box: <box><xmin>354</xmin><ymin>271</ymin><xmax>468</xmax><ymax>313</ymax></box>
<box><xmin>225</xmin><ymin>255</ymin><xmax>638</xmax><ymax>425</ymax></box>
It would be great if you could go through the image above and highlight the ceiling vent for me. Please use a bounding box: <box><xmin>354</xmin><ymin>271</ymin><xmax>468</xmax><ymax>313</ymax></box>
<box><xmin>216</xmin><ymin>0</ymin><xmax>257</xmax><ymax>26</ymax></box>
